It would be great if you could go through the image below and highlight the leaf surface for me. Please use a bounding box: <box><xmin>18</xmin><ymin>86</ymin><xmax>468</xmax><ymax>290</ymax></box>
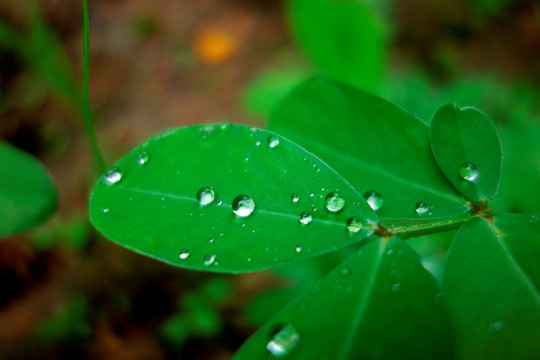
<box><xmin>444</xmin><ymin>215</ymin><xmax>540</xmax><ymax>360</ymax></box>
<box><xmin>430</xmin><ymin>104</ymin><xmax>502</xmax><ymax>203</ymax></box>
<box><xmin>287</xmin><ymin>0</ymin><xmax>385</xmax><ymax>91</ymax></box>
<box><xmin>0</xmin><ymin>142</ymin><xmax>58</xmax><ymax>238</ymax></box>
<box><xmin>269</xmin><ymin>77</ymin><xmax>469</xmax><ymax>227</ymax></box>
<box><xmin>234</xmin><ymin>237</ymin><xmax>454</xmax><ymax>359</ymax></box>
<box><xmin>89</xmin><ymin>124</ymin><xmax>377</xmax><ymax>273</ymax></box>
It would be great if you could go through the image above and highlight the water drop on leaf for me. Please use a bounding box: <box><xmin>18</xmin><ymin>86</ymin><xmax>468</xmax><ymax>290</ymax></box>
<box><xmin>197</xmin><ymin>187</ymin><xmax>215</xmax><ymax>206</ymax></box>
<box><xmin>458</xmin><ymin>163</ymin><xmax>479</xmax><ymax>183</ymax></box>
<box><xmin>392</xmin><ymin>283</ymin><xmax>401</xmax><ymax>293</ymax></box>
<box><xmin>104</xmin><ymin>167</ymin><xmax>122</xmax><ymax>185</ymax></box>
<box><xmin>266</xmin><ymin>324</ymin><xmax>300</xmax><ymax>357</ymax></box>
<box><xmin>325</xmin><ymin>192</ymin><xmax>345</xmax><ymax>213</ymax></box>
<box><xmin>267</xmin><ymin>135</ymin><xmax>280</xmax><ymax>149</ymax></box>
<box><xmin>291</xmin><ymin>193</ymin><xmax>300</xmax><ymax>203</ymax></box>
<box><xmin>295</xmin><ymin>246</ymin><xmax>302</xmax><ymax>253</ymax></box>
<box><xmin>136</xmin><ymin>152</ymin><xmax>149</xmax><ymax>166</ymax></box>
<box><xmin>203</xmin><ymin>254</ymin><xmax>217</xmax><ymax>266</ymax></box>
<box><xmin>363</xmin><ymin>191</ymin><xmax>383</xmax><ymax>211</ymax></box>
<box><xmin>346</xmin><ymin>217</ymin><xmax>362</xmax><ymax>233</ymax></box>
<box><xmin>179</xmin><ymin>249</ymin><xmax>190</xmax><ymax>260</ymax></box>
<box><xmin>339</xmin><ymin>267</ymin><xmax>352</xmax><ymax>277</ymax></box>
<box><xmin>415</xmin><ymin>201</ymin><xmax>432</xmax><ymax>216</ymax></box>
<box><xmin>299</xmin><ymin>211</ymin><xmax>312</xmax><ymax>225</ymax></box>
<box><xmin>232</xmin><ymin>195</ymin><xmax>255</xmax><ymax>217</ymax></box>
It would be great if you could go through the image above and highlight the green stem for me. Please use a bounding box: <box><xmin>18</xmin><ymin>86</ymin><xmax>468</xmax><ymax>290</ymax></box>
<box><xmin>383</xmin><ymin>212</ymin><xmax>472</xmax><ymax>239</ymax></box>
<box><xmin>82</xmin><ymin>0</ymin><xmax>106</xmax><ymax>171</ymax></box>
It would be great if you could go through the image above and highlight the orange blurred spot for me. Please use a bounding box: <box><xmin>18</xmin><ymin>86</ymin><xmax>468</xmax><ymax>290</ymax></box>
<box><xmin>193</xmin><ymin>28</ymin><xmax>239</xmax><ymax>64</ymax></box>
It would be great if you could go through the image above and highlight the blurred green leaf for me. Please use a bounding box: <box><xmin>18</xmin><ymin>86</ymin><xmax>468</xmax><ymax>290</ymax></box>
<box><xmin>234</xmin><ymin>237</ymin><xmax>454</xmax><ymax>359</ymax></box>
<box><xmin>35</xmin><ymin>296</ymin><xmax>90</xmax><ymax>343</ymax></box>
<box><xmin>242</xmin><ymin>68</ymin><xmax>309</xmax><ymax>119</ymax></box>
<box><xmin>444</xmin><ymin>215</ymin><xmax>540</xmax><ymax>360</ymax></box>
<box><xmin>270</xmin><ymin>77</ymin><xmax>469</xmax><ymax>228</ymax></box>
<box><xmin>288</xmin><ymin>0</ymin><xmax>386</xmax><ymax>91</ymax></box>
<box><xmin>89</xmin><ymin>123</ymin><xmax>376</xmax><ymax>273</ymax></box>
<box><xmin>430</xmin><ymin>104</ymin><xmax>502</xmax><ymax>203</ymax></box>
<box><xmin>0</xmin><ymin>142</ymin><xmax>58</xmax><ymax>238</ymax></box>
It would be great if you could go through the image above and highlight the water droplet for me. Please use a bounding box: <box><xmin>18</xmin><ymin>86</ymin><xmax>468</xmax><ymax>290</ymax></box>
<box><xmin>104</xmin><ymin>167</ymin><xmax>122</xmax><ymax>185</ymax></box>
<box><xmin>255</xmin><ymin>140</ymin><xmax>261</xmax><ymax>146</ymax></box>
<box><xmin>197</xmin><ymin>187</ymin><xmax>215</xmax><ymax>206</ymax></box>
<box><xmin>203</xmin><ymin>254</ymin><xmax>217</xmax><ymax>266</ymax></box>
<box><xmin>339</xmin><ymin>267</ymin><xmax>352</xmax><ymax>277</ymax></box>
<box><xmin>247</xmin><ymin>258</ymin><xmax>252</xmax><ymax>262</ymax></box>
<box><xmin>219</xmin><ymin>123</ymin><xmax>232</xmax><ymax>132</ymax></box>
<box><xmin>386</xmin><ymin>248</ymin><xmax>394</xmax><ymax>256</ymax></box>
<box><xmin>325</xmin><ymin>192</ymin><xmax>345</xmax><ymax>213</ymax></box>
<box><xmin>267</xmin><ymin>135</ymin><xmax>280</xmax><ymax>148</ymax></box>
<box><xmin>459</xmin><ymin>163</ymin><xmax>479</xmax><ymax>183</ymax></box>
<box><xmin>346</xmin><ymin>217</ymin><xmax>362</xmax><ymax>233</ymax></box>
<box><xmin>232</xmin><ymin>195</ymin><xmax>255</xmax><ymax>217</ymax></box>
<box><xmin>266</xmin><ymin>324</ymin><xmax>300</xmax><ymax>357</ymax></box>
<box><xmin>299</xmin><ymin>211</ymin><xmax>312</xmax><ymax>225</ymax></box>
<box><xmin>392</xmin><ymin>283</ymin><xmax>401</xmax><ymax>293</ymax></box>
<box><xmin>415</xmin><ymin>201</ymin><xmax>432</xmax><ymax>216</ymax></box>
<box><xmin>179</xmin><ymin>249</ymin><xmax>190</xmax><ymax>260</ymax></box>
<box><xmin>295</xmin><ymin>246</ymin><xmax>302</xmax><ymax>253</ymax></box>
<box><xmin>363</xmin><ymin>191</ymin><xmax>383</xmax><ymax>211</ymax></box>
<box><xmin>135</xmin><ymin>152</ymin><xmax>149</xmax><ymax>166</ymax></box>
<box><xmin>102</xmin><ymin>208</ymin><xmax>110</xmax><ymax>213</ymax></box>
<box><xmin>291</xmin><ymin>193</ymin><xmax>300</xmax><ymax>203</ymax></box>
<box><xmin>488</xmin><ymin>321</ymin><xmax>505</xmax><ymax>332</ymax></box>
<box><xmin>208</xmin><ymin>238</ymin><xmax>214</xmax><ymax>243</ymax></box>
<box><xmin>219</xmin><ymin>232</ymin><xmax>225</xmax><ymax>237</ymax></box>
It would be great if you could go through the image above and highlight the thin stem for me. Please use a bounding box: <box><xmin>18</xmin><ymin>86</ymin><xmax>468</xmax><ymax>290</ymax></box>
<box><xmin>82</xmin><ymin>0</ymin><xmax>106</xmax><ymax>171</ymax></box>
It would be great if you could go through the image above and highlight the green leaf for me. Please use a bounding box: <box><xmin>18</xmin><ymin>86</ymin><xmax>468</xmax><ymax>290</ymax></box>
<box><xmin>444</xmin><ymin>215</ymin><xmax>540</xmax><ymax>360</ymax></box>
<box><xmin>269</xmin><ymin>77</ymin><xmax>469</xmax><ymax>228</ymax></box>
<box><xmin>430</xmin><ymin>104</ymin><xmax>502</xmax><ymax>203</ymax></box>
<box><xmin>287</xmin><ymin>0</ymin><xmax>386</xmax><ymax>91</ymax></box>
<box><xmin>89</xmin><ymin>123</ymin><xmax>377</xmax><ymax>273</ymax></box>
<box><xmin>0</xmin><ymin>142</ymin><xmax>58</xmax><ymax>238</ymax></box>
<box><xmin>234</xmin><ymin>237</ymin><xmax>454</xmax><ymax>359</ymax></box>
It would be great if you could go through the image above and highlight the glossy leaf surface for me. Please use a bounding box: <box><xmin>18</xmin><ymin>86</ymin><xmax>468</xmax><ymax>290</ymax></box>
<box><xmin>287</xmin><ymin>0</ymin><xmax>385</xmax><ymax>91</ymax></box>
<box><xmin>89</xmin><ymin>124</ymin><xmax>377</xmax><ymax>273</ymax></box>
<box><xmin>234</xmin><ymin>237</ymin><xmax>454</xmax><ymax>359</ymax></box>
<box><xmin>0</xmin><ymin>142</ymin><xmax>58</xmax><ymax>238</ymax></box>
<box><xmin>430</xmin><ymin>104</ymin><xmax>502</xmax><ymax>203</ymax></box>
<box><xmin>444</xmin><ymin>215</ymin><xmax>540</xmax><ymax>360</ymax></box>
<box><xmin>270</xmin><ymin>77</ymin><xmax>469</xmax><ymax>226</ymax></box>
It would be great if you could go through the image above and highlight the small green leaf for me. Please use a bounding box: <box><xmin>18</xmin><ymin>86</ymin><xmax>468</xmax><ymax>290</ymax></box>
<box><xmin>0</xmin><ymin>142</ymin><xmax>58</xmax><ymax>238</ymax></box>
<box><xmin>287</xmin><ymin>0</ymin><xmax>386</xmax><ymax>91</ymax></box>
<box><xmin>444</xmin><ymin>216</ymin><xmax>540</xmax><ymax>360</ymax></box>
<box><xmin>234</xmin><ymin>237</ymin><xmax>454</xmax><ymax>359</ymax></box>
<box><xmin>270</xmin><ymin>77</ymin><xmax>469</xmax><ymax>226</ymax></box>
<box><xmin>89</xmin><ymin>124</ymin><xmax>377</xmax><ymax>273</ymax></box>
<box><xmin>430</xmin><ymin>104</ymin><xmax>502</xmax><ymax>203</ymax></box>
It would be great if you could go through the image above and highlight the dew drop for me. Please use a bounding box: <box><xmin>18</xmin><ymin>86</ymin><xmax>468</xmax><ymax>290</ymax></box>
<box><xmin>339</xmin><ymin>267</ymin><xmax>352</xmax><ymax>277</ymax></box>
<box><xmin>219</xmin><ymin>122</ymin><xmax>232</xmax><ymax>132</ymax></box>
<box><xmin>392</xmin><ymin>283</ymin><xmax>401</xmax><ymax>293</ymax></box>
<box><xmin>291</xmin><ymin>193</ymin><xmax>300</xmax><ymax>203</ymax></box>
<box><xmin>136</xmin><ymin>152</ymin><xmax>149</xmax><ymax>166</ymax></box>
<box><xmin>346</xmin><ymin>217</ymin><xmax>362</xmax><ymax>234</ymax></box>
<box><xmin>203</xmin><ymin>254</ymin><xmax>217</xmax><ymax>266</ymax></box>
<box><xmin>363</xmin><ymin>191</ymin><xmax>383</xmax><ymax>211</ymax></box>
<box><xmin>299</xmin><ymin>211</ymin><xmax>312</xmax><ymax>225</ymax></box>
<box><xmin>386</xmin><ymin>248</ymin><xmax>394</xmax><ymax>256</ymax></box>
<box><xmin>102</xmin><ymin>208</ymin><xmax>110</xmax><ymax>213</ymax></box>
<box><xmin>415</xmin><ymin>201</ymin><xmax>432</xmax><ymax>216</ymax></box>
<box><xmin>295</xmin><ymin>246</ymin><xmax>302</xmax><ymax>253</ymax></box>
<box><xmin>232</xmin><ymin>195</ymin><xmax>255</xmax><ymax>217</ymax></box>
<box><xmin>325</xmin><ymin>192</ymin><xmax>345</xmax><ymax>213</ymax></box>
<box><xmin>197</xmin><ymin>187</ymin><xmax>215</xmax><ymax>206</ymax></box>
<box><xmin>266</xmin><ymin>324</ymin><xmax>300</xmax><ymax>357</ymax></box>
<box><xmin>267</xmin><ymin>135</ymin><xmax>280</xmax><ymax>149</ymax></box>
<box><xmin>255</xmin><ymin>140</ymin><xmax>261</xmax><ymax>147</ymax></box>
<box><xmin>179</xmin><ymin>249</ymin><xmax>190</xmax><ymax>260</ymax></box>
<box><xmin>104</xmin><ymin>167</ymin><xmax>122</xmax><ymax>185</ymax></box>
<box><xmin>459</xmin><ymin>163</ymin><xmax>479</xmax><ymax>183</ymax></box>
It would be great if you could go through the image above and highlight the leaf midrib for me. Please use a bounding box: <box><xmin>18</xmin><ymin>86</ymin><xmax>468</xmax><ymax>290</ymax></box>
<box><xmin>338</xmin><ymin>239</ymin><xmax>386</xmax><ymax>360</ymax></box>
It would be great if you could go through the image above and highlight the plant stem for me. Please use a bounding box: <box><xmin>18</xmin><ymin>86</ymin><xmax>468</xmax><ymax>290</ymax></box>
<box><xmin>82</xmin><ymin>0</ymin><xmax>106</xmax><ymax>171</ymax></box>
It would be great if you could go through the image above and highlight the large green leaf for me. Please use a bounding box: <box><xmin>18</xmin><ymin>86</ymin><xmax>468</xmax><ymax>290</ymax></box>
<box><xmin>0</xmin><ymin>142</ymin><xmax>58</xmax><ymax>238</ymax></box>
<box><xmin>269</xmin><ymin>77</ymin><xmax>469</xmax><ymax>227</ymax></box>
<box><xmin>89</xmin><ymin>124</ymin><xmax>377</xmax><ymax>273</ymax></box>
<box><xmin>430</xmin><ymin>104</ymin><xmax>502</xmax><ymax>203</ymax></box>
<box><xmin>234</xmin><ymin>237</ymin><xmax>454</xmax><ymax>359</ymax></box>
<box><xmin>444</xmin><ymin>215</ymin><xmax>540</xmax><ymax>360</ymax></box>
<box><xmin>287</xmin><ymin>0</ymin><xmax>386</xmax><ymax>91</ymax></box>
